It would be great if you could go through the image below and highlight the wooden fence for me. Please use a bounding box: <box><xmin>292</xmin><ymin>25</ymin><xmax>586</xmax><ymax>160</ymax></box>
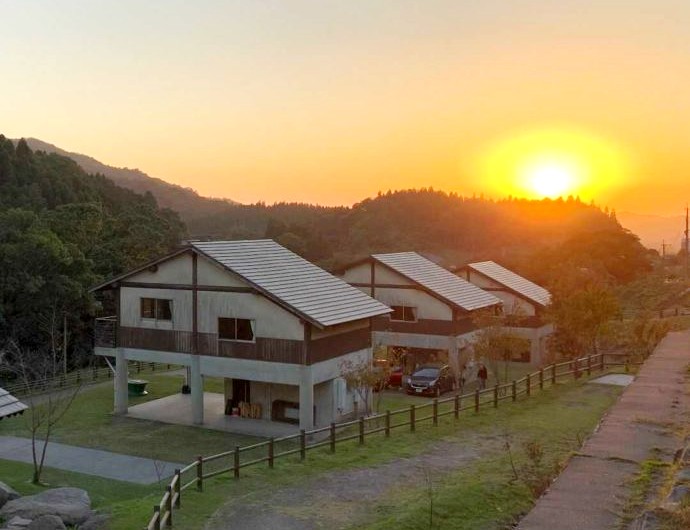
<box><xmin>3</xmin><ymin>361</ymin><xmax>179</xmax><ymax>397</ymax></box>
<box><xmin>145</xmin><ymin>353</ymin><xmax>624</xmax><ymax>530</ymax></box>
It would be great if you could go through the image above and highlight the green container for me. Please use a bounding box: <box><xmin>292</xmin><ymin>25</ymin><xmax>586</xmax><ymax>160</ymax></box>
<box><xmin>128</xmin><ymin>379</ymin><xmax>149</xmax><ymax>397</ymax></box>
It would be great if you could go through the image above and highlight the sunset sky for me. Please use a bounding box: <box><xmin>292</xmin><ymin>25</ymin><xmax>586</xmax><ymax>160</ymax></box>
<box><xmin>3</xmin><ymin>1</ymin><xmax>690</xmax><ymax>214</ymax></box>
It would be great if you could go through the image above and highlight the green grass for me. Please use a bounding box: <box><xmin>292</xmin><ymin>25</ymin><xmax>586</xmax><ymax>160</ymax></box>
<box><xmin>0</xmin><ymin>371</ymin><xmax>622</xmax><ymax>529</ymax></box>
<box><xmin>0</xmin><ymin>373</ymin><xmax>259</xmax><ymax>463</ymax></box>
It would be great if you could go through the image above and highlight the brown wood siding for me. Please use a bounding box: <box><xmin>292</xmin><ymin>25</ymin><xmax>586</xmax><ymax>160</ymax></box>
<box><xmin>308</xmin><ymin>328</ymin><xmax>371</xmax><ymax>364</ymax></box>
<box><xmin>216</xmin><ymin>337</ymin><xmax>305</xmax><ymax>364</ymax></box>
<box><xmin>371</xmin><ymin>316</ymin><xmax>477</xmax><ymax>336</ymax></box>
<box><xmin>119</xmin><ymin>326</ymin><xmax>194</xmax><ymax>353</ymax></box>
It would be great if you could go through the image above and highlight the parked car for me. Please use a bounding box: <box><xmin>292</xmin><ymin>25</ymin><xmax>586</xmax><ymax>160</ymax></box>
<box><xmin>388</xmin><ymin>365</ymin><xmax>403</xmax><ymax>387</ymax></box>
<box><xmin>406</xmin><ymin>365</ymin><xmax>454</xmax><ymax>397</ymax></box>
<box><xmin>373</xmin><ymin>359</ymin><xmax>404</xmax><ymax>391</ymax></box>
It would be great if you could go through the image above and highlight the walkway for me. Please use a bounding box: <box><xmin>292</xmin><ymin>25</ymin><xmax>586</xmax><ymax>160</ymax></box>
<box><xmin>0</xmin><ymin>435</ymin><xmax>183</xmax><ymax>485</ymax></box>
<box><xmin>517</xmin><ymin>330</ymin><xmax>690</xmax><ymax>530</ymax></box>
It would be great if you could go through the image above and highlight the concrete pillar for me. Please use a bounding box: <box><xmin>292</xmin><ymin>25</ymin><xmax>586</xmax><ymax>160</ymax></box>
<box><xmin>114</xmin><ymin>349</ymin><xmax>128</xmax><ymax>415</ymax></box>
<box><xmin>190</xmin><ymin>355</ymin><xmax>204</xmax><ymax>425</ymax></box>
<box><xmin>530</xmin><ymin>330</ymin><xmax>543</xmax><ymax>367</ymax></box>
<box><xmin>299</xmin><ymin>369</ymin><xmax>314</xmax><ymax>431</ymax></box>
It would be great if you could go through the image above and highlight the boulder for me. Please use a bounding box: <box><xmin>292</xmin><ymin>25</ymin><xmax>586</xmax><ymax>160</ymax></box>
<box><xmin>4</xmin><ymin>516</ymin><xmax>32</xmax><ymax>529</ymax></box>
<box><xmin>0</xmin><ymin>481</ymin><xmax>21</xmax><ymax>509</ymax></box>
<box><xmin>27</xmin><ymin>515</ymin><xmax>66</xmax><ymax>530</ymax></box>
<box><xmin>78</xmin><ymin>513</ymin><xmax>110</xmax><ymax>530</ymax></box>
<box><xmin>668</xmin><ymin>484</ymin><xmax>690</xmax><ymax>504</ymax></box>
<box><xmin>0</xmin><ymin>488</ymin><xmax>92</xmax><ymax>526</ymax></box>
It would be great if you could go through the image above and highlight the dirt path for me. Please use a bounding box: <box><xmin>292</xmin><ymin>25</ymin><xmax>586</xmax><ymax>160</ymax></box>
<box><xmin>204</xmin><ymin>435</ymin><xmax>501</xmax><ymax>530</ymax></box>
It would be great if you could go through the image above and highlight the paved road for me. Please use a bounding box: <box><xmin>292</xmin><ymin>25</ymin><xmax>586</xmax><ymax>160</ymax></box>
<box><xmin>0</xmin><ymin>435</ymin><xmax>183</xmax><ymax>485</ymax></box>
<box><xmin>517</xmin><ymin>330</ymin><xmax>690</xmax><ymax>530</ymax></box>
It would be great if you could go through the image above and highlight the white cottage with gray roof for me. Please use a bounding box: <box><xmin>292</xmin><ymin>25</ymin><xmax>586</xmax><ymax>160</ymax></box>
<box><xmin>457</xmin><ymin>260</ymin><xmax>553</xmax><ymax>365</ymax></box>
<box><xmin>339</xmin><ymin>252</ymin><xmax>502</xmax><ymax>380</ymax></box>
<box><xmin>92</xmin><ymin>240</ymin><xmax>391</xmax><ymax>431</ymax></box>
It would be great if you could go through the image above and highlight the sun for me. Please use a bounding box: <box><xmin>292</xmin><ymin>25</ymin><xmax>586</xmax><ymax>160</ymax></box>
<box><xmin>476</xmin><ymin>127</ymin><xmax>630</xmax><ymax>201</ymax></box>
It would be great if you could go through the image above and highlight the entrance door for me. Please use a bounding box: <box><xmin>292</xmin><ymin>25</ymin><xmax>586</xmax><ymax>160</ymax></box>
<box><xmin>232</xmin><ymin>379</ymin><xmax>251</xmax><ymax>405</ymax></box>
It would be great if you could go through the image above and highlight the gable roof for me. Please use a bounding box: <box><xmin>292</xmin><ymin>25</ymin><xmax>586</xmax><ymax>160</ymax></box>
<box><xmin>191</xmin><ymin>240</ymin><xmax>391</xmax><ymax>328</ymax></box>
<box><xmin>371</xmin><ymin>252</ymin><xmax>501</xmax><ymax>312</ymax></box>
<box><xmin>465</xmin><ymin>261</ymin><xmax>551</xmax><ymax>307</ymax></box>
<box><xmin>0</xmin><ymin>388</ymin><xmax>28</xmax><ymax>420</ymax></box>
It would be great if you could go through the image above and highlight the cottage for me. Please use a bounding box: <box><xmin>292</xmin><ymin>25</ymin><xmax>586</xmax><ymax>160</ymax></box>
<box><xmin>0</xmin><ymin>387</ymin><xmax>27</xmax><ymax>420</ymax></box>
<box><xmin>92</xmin><ymin>240</ymin><xmax>391</xmax><ymax>431</ymax></box>
<box><xmin>457</xmin><ymin>261</ymin><xmax>553</xmax><ymax>364</ymax></box>
<box><xmin>339</xmin><ymin>252</ymin><xmax>502</xmax><ymax>380</ymax></box>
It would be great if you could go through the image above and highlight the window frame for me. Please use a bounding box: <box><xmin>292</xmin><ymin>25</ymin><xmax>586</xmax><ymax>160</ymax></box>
<box><xmin>140</xmin><ymin>297</ymin><xmax>173</xmax><ymax>321</ymax></box>
<box><xmin>217</xmin><ymin>317</ymin><xmax>256</xmax><ymax>343</ymax></box>
<box><xmin>389</xmin><ymin>305</ymin><xmax>418</xmax><ymax>323</ymax></box>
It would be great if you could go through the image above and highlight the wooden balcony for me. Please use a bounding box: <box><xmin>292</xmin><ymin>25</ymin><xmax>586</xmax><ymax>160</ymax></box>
<box><xmin>95</xmin><ymin>319</ymin><xmax>370</xmax><ymax>365</ymax></box>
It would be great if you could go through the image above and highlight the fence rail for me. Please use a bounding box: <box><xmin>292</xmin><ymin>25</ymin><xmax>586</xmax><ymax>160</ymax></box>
<box><xmin>144</xmin><ymin>353</ymin><xmax>624</xmax><ymax>529</ymax></box>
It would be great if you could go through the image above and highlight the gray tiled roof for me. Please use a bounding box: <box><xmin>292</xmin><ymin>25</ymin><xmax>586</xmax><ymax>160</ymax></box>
<box><xmin>467</xmin><ymin>261</ymin><xmax>551</xmax><ymax>307</ymax></box>
<box><xmin>372</xmin><ymin>252</ymin><xmax>501</xmax><ymax>312</ymax></box>
<box><xmin>193</xmin><ymin>240</ymin><xmax>391</xmax><ymax>328</ymax></box>
<box><xmin>0</xmin><ymin>387</ymin><xmax>28</xmax><ymax>420</ymax></box>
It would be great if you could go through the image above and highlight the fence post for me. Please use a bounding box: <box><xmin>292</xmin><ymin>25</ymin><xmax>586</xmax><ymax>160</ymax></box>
<box><xmin>359</xmin><ymin>417</ymin><xmax>365</xmax><ymax>445</ymax></box>
<box><xmin>196</xmin><ymin>456</ymin><xmax>203</xmax><ymax>491</ymax></box>
<box><xmin>573</xmin><ymin>358</ymin><xmax>579</xmax><ymax>380</ymax></box>
<box><xmin>174</xmin><ymin>469</ymin><xmax>181</xmax><ymax>508</ymax></box>
<box><xmin>526</xmin><ymin>374</ymin><xmax>531</xmax><ymax>397</ymax></box>
<box><xmin>512</xmin><ymin>380</ymin><xmax>516</xmax><ymax>402</ymax></box>
<box><xmin>300</xmin><ymin>429</ymin><xmax>306</xmax><ymax>461</ymax></box>
<box><xmin>625</xmin><ymin>359</ymin><xmax>630</xmax><ymax>373</ymax></box>
<box><xmin>433</xmin><ymin>399</ymin><xmax>439</xmax><ymax>425</ymax></box>
<box><xmin>165</xmin><ymin>485</ymin><xmax>172</xmax><ymax>527</ymax></box>
<box><xmin>539</xmin><ymin>369</ymin><xmax>544</xmax><ymax>390</ymax></box>
<box><xmin>268</xmin><ymin>438</ymin><xmax>274</xmax><ymax>468</ymax></box>
<box><xmin>410</xmin><ymin>404</ymin><xmax>416</xmax><ymax>432</ymax></box>
<box><xmin>493</xmin><ymin>384</ymin><xmax>499</xmax><ymax>408</ymax></box>
<box><xmin>353</xmin><ymin>400</ymin><xmax>358</xmax><ymax>419</ymax></box>
<box><xmin>551</xmin><ymin>364</ymin><xmax>557</xmax><ymax>384</ymax></box>
<box><xmin>233</xmin><ymin>446</ymin><xmax>240</xmax><ymax>479</ymax></box>
<box><xmin>330</xmin><ymin>422</ymin><xmax>336</xmax><ymax>452</ymax></box>
<box><xmin>454</xmin><ymin>394</ymin><xmax>460</xmax><ymax>419</ymax></box>
<box><xmin>474</xmin><ymin>389</ymin><xmax>480</xmax><ymax>413</ymax></box>
<box><xmin>587</xmin><ymin>355</ymin><xmax>592</xmax><ymax>376</ymax></box>
<box><xmin>385</xmin><ymin>410</ymin><xmax>391</xmax><ymax>437</ymax></box>
<box><xmin>153</xmin><ymin>505</ymin><xmax>161</xmax><ymax>530</ymax></box>
<box><xmin>137</xmin><ymin>361</ymin><xmax>141</xmax><ymax>373</ymax></box>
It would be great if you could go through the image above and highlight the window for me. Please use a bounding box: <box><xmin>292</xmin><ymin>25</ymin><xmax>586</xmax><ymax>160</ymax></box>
<box><xmin>140</xmin><ymin>298</ymin><xmax>172</xmax><ymax>321</ymax></box>
<box><xmin>390</xmin><ymin>305</ymin><xmax>417</xmax><ymax>322</ymax></box>
<box><xmin>218</xmin><ymin>318</ymin><xmax>255</xmax><ymax>342</ymax></box>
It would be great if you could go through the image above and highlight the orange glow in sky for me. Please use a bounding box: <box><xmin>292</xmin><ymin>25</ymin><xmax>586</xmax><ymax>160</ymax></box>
<box><xmin>2</xmin><ymin>1</ymin><xmax>690</xmax><ymax>214</ymax></box>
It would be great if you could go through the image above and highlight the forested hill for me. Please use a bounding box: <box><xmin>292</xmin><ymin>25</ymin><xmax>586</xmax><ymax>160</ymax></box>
<box><xmin>21</xmin><ymin>138</ymin><xmax>234</xmax><ymax>220</ymax></box>
<box><xmin>187</xmin><ymin>190</ymin><xmax>652</xmax><ymax>286</ymax></box>
<box><xmin>0</xmin><ymin>136</ymin><xmax>185</xmax><ymax>353</ymax></box>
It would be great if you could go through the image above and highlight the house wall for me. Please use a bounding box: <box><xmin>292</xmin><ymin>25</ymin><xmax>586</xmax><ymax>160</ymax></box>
<box><xmin>120</xmin><ymin>287</ymin><xmax>193</xmax><ymax>330</ymax></box>
<box><xmin>127</xmin><ymin>252</ymin><xmax>192</xmax><ymax>284</ymax></box>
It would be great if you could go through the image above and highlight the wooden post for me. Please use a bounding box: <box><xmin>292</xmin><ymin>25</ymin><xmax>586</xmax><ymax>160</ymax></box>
<box><xmin>300</xmin><ymin>429</ymin><xmax>306</xmax><ymax>461</ymax></box>
<box><xmin>174</xmin><ymin>469</ymin><xmax>181</xmax><ymax>508</ymax></box>
<box><xmin>196</xmin><ymin>456</ymin><xmax>203</xmax><ymax>491</ymax></box>
<box><xmin>353</xmin><ymin>400</ymin><xmax>358</xmax><ymax>419</ymax></box>
<box><xmin>526</xmin><ymin>374</ymin><xmax>531</xmax><ymax>397</ymax></box>
<box><xmin>539</xmin><ymin>369</ymin><xmax>544</xmax><ymax>390</ymax></box>
<box><xmin>410</xmin><ymin>404</ymin><xmax>416</xmax><ymax>432</ymax></box>
<box><xmin>359</xmin><ymin>417</ymin><xmax>365</xmax><ymax>445</ymax></box>
<box><xmin>573</xmin><ymin>358</ymin><xmax>579</xmax><ymax>380</ymax></box>
<box><xmin>432</xmin><ymin>399</ymin><xmax>438</xmax><ymax>425</ymax></box>
<box><xmin>153</xmin><ymin>505</ymin><xmax>161</xmax><ymax>530</ymax></box>
<box><xmin>512</xmin><ymin>380</ymin><xmax>517</xmax><ymax>402</ymax></box>
<box><xmin>474</xmin><ymin>389</ymin><xmax>479</xmax><ymax>413</ymax></box>
<box><xmin>551</xmin><ymin>364</ymin><xmax>557</xmax><ymax>384</ymax></box>
<box><xmin>165</xmin><ymin>485</ymin><xmax>172</xmax><ymax>527</ymax></box>
<box><xmin>493</xmin><ymin>384</ymin><xmax>499</xmax><ymax>408</ymax></box>
<box><xmin>454</xmin><ymin>394</ymin><xmax>460</xmax><ymax>419</ymax></box>
<box><xmin>268</xmin><ymin>438</ymin><xmax>274</xmax><ymax>468</ymax></box>
<box><xmin>587</xmin><ymin>355</ymin><xmax>592</xmax><ymax>376</ymax></box>
<box><xmin>385</xmin><ymin>410</ymin><xmax>391</xmax><ymax>437</ymax></box>
<box><xmin>330</xmin><ymin>422</ymin><xmax>336</xmax><ymax>452</ymax></box>
<box><xmin>233</xmin><ymin>446</ymin><xmax>240</xmax><ymax>479</ymax></box>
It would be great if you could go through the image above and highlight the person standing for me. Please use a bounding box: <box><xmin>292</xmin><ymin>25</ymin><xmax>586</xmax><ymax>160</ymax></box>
<box><xmin>477</xmin><ymin>363</ymin><xmax>488</xmax><ymax>390</ymax></box>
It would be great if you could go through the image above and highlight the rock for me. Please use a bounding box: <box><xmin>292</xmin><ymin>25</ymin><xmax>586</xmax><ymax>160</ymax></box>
<box><xmin>4</xmin><ymin>516</ymin><xmax>32</xmax><ymax>528</ymax></box>
<box><xmin>0</xmin><ymin>481</ymin><xmax>21</xmax><ymax>509</ymax></box>
<box><xmin>78</xmin><ymin>513</ymin><xmax>110</xmax><ymax>530</ymax></box>
<box><xmin>668</xmin><ymin>484</ymin><xmax>690</xmax><ymax>503</ymax></box>
<box><xmin>26</xmin><ymin>515</ymin><xmax>66</xmax><ymax>530</ymax></box>
<box><xmin>677</xmin><ymin>467</ymin><xmax>690</xmax><ymax>481</ymax></box>
<box><xmin>0</xmin><ymin>487</ymin><xmax>92</xmax><ymax>526</ymax></box>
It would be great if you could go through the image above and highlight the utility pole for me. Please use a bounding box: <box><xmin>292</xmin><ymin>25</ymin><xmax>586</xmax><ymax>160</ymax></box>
<box><xmin>662</xmin><ymin>240</ymin><xmax>668</xmax><ymax>260</ymax></box>
<box><xmin>63</xmin><ymin>313</ymin><xmax>68</xmax><ymax>376</ymax></box>
<box><xmin>686</xmin><ymin>205</ymin><xmax>689</xmax><ymax>279</ymax></box>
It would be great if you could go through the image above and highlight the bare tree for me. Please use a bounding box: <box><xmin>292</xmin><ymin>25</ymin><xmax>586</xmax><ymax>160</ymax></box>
<box><xmin>0</xmin><ymin>341</ymin><xmax>81</xmax><ymax>484</ymax></box>
<box><xmin>340</xmin><ymin>349</ymin><xmax>389</xmax><ymax>416</ymax></box>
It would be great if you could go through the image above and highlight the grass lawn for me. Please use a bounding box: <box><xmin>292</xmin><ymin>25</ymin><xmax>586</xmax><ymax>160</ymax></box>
<box><xmin>0</xmin><ymin>369</ymin><xmax>623</xmax><ymax>529</ymax></box>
